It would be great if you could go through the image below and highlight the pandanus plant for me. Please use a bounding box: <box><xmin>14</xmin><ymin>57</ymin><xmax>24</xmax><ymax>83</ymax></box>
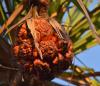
<box><xmin>1</xmin><ymin>0</ymin><xmax>73</xmax><ymax>85</ymax></box>
<box><xmin>12</xmin><ymin>0</ymin><xmax>73</xmax><ymax>83</ymax></box>
<box><xmin>0</xmin><ymin>0</ymin><xmax>100</xmax><ymax>86</ymax></box>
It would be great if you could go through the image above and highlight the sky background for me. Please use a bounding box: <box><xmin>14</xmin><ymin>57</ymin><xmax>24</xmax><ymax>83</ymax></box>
<box><xmin>52</xmin><ymin>0</ymin><xmax>100</xmax><ymax>85</ymax></box>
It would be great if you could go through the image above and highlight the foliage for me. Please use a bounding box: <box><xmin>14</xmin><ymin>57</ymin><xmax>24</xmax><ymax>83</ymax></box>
<box><xmin>0</xmin><ymin>0</ymin><xmax>100</xmax><ymax>85</ymax></box>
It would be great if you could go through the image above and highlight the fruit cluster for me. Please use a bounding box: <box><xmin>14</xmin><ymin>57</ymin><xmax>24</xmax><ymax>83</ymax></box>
<box><xmin>13</xmin><ymin>17</ymin><xmax>73</xmax><ymax>80</ymax></box>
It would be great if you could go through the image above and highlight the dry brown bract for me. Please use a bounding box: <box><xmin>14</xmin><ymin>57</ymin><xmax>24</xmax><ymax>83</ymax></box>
<box><xmin>13</xmin><ymin>17</ymin><xmax>73</xmax><ymax>80</ymax></box>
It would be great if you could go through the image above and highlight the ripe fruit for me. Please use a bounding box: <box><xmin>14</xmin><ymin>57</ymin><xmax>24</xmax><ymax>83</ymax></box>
<box><xmin>13</xmin><ymin>17</ymin><xmax>73</xmax><ymax>80</ymax></box>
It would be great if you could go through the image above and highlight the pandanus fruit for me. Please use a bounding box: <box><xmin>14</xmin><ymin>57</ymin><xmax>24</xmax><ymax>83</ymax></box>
<box><xmin>12</xmin><ymin>0</ymin><xmax>73</xmax><ymax>80</ymax></box>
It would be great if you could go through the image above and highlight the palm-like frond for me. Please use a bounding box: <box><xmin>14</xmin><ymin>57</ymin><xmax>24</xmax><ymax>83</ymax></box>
<box><xmin>0</xmin><ymin>0</ymin><xmax>100</xmax><ymax>86</ymax></box>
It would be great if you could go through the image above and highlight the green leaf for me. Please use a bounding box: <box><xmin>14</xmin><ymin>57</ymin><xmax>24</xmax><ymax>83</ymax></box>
<box><xmin>0</xmin><ymin>2</ymin><xmax>23</xmax><ymax>35</ymax></box>
<box><xmin>71</xmin><ymin>0</ymin><xmax>100</xmax><ymax>43</ymax></box>
<box><xmin>49</xmin><ymin>0</ymin><xmax>69</xmax><ymax>22</ymax></box>
<box><xmin>91</xmin><ymin>80</ymin><xmax>100</xmax><ymax>86</ymax></box>
<box><xmin>0</xmin><ymin>1</ymin><xmax>7</xmax><ymax>22</ymax></box>
<box><xmin>70</xmin><ymin>6</ymin><xmax>100</xmax><ymax>54</ymax></box>
<box><xmin>66</xmin><ymin>0</ymin><xmax>90</xmax><ymax>26</ymax></box>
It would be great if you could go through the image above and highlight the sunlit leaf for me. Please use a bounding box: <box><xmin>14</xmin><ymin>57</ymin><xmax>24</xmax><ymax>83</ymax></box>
<box><xmin>0</xmin><ymin>0</ymin><xmax>28</xmax><ymax>35</ymax></box>
<box><xmin>71</xmin><ymin>0</ymin><xmax>100</xmax><ymax>43</ymax></box>
<box><xmin>0</xmin><ymin>1</ymin><xmax>7</xmax><ymax>22</ymax></box>
<box><xmin>70</xmin><ymin>6</ymin><xmax>100</xmax><ymax>54</ymax></box>
<box><xmin>26</xmin><ymin>14</ymin><xmax>43</xmax><ymax>59</ymax></box>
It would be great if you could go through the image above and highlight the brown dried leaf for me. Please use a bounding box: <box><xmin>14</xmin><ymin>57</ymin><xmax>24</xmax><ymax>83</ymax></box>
<box><xmin>26</xmin><ymin>18</ymin><xmax>43</xmax><ymax>59</ymax></box>
<box><xmin>4</xmin><ymin>7</ymin><xmax>33</xmax><ymax>36</ymax></box>
<box><xmin>49</xmin><ymin>18</ymin><xmax>70</xmax><ymax>41</ymax></box>
<box><xmin>0</xmin><ymin>3</ymin><xmax>24</xmax><ymax>34</ymax></box>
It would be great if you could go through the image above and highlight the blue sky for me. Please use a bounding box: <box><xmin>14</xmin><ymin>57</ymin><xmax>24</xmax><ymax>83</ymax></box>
<box><xmin>52</xmin><ymin>0</ymin><xmax>100</xmax><ymax>85</ymax></box>
<box><xmin>75</xmin><ymin>45</ymin><xmax>100</xmax><ymax>71</ymax></box>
